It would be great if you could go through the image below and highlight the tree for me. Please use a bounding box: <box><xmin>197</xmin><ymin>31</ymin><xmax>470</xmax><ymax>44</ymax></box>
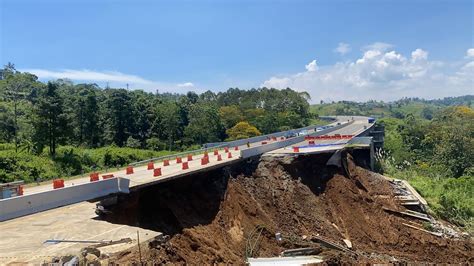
<box><xmin>71</xmin><ymin>84</ymin><xmax>100</xmax><ymax>147</ymax></box>
<box><xmin>103</xmin><ymin>89</ymin><xmax>133</xmax><ymax>146</ymax></box>
<box><xmin>226</xmin><ymin>121</ymin><xmax>261</xmax><ymax>140</ymax></box>
<box><xmin>126</xmin><ymin>136</ymin><xmax>141</xmax><ymax>148</ymax></box>
<box><xmin>423</xmin><ymin>106</ymin><xmax>474</xmax><ymax>177</ymax></box>
<box><xmin>219</xmin><ymin>105</ymin><xmax>243</xmax><ymax>129</ymax></box>
<box><xmin>185</xmin><ymin>103</ymin><xmax>223</xmax><ymax>144</ymax></box>
<box><xmin>32</xmin><ymin>82</ymin><xmax>70</xmax><ymax>155</ymax></box>
<box><xmin>152</xmin><ymin>101</ymin><xmax>183</xmax><ymax>150</ymax></box>
<box><xmin>1</xmin><ymin>64</ymin><xmax>40</xmax><ymax>152</ymax></box>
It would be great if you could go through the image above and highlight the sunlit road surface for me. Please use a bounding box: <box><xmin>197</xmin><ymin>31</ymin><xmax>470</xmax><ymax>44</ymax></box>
<box><xmin>0</xmin><ymin>200</ymin><xmax>160</xmax><ymax>263</ymax></box>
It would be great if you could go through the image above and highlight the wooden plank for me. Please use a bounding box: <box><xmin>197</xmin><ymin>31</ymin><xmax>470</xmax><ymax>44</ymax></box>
<box><xmin>383</xmin><ymin>207</ymin><xmax>431</xmax><ymax>222</ymax></box>
<box><xmin>402</xmin><ymin>223</ymin><xmax>442</xmax><ymax>237</ymax></box>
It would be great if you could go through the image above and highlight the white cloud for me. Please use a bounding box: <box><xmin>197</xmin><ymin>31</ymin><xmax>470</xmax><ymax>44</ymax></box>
<box><xmin>305</xmin><ymin>60</ymin><xmax>318</xmax><ymax>72</ymax></box>
<box><xmin>363</xmin><ymin>42</ymin><xmax>393</xmax><ymax>52</ymax></box>
<box><xmin>411</xmin><ymin>48</ymin><xmax>428</xmax><ymax>61</ymax></box>
<box><xmin>261</xmin><ymin>43</ymin><xmax>474</xmax><ymax>102</ymax></box>
<box><xmin>466</xmin><ymin>48</ymin><xmax>474</xmax><ymax>58</ymax></box>
<box><xmin>334</xmin><ymin>42</ymin><xmax>351</xmax><ymax>55</ymax></box>
<box><xmin>20</xmin><ymin>68</ymin><xmax>197</xmax><ymax>92</ymax></box>
<box><xmin>177</xmin><ymin>82</ymin><xmax>194</xmax><ymax>88</ymax></box>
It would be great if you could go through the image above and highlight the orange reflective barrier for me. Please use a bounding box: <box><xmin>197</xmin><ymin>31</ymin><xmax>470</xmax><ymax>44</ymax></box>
<box><xmin>201</xmin><ymin>157</ymin><xmax>208</xmax><ymax>165</ymax></box>
<box><xmin>18</xmin><ymin>185</ymin><xmax>24</xmax><ymax>196</ymax></box>
<box><xmin>309</xmin><ymin>140</ymin><xmax>315</xmax><ymax>145</ymax></box>
<box><xmin>153</xmin><ymin>168</ymin><xmax>162</xmax><ymax>177</ymax></box>
<box><xmin>182</xmin><ymin>161</ymin><xmax>189</xmax><ymax>170</ymax></box>
<box><xmin>53</xmin><ymin>179</ymin><xmax>64</xmax><ymax>189</ymax></box>
<box><xmin>228</xmin><ymin>152</ymin><xmax>233</xmax><ymax>158</ymax></box>
<box><xmin>234</xmin><ymin>146</ymin><xmax>239</xmax><ymax>151</ymax></box>
<box><xmin>214</xmin><ymin>150</ymin><xmax>219</xmax><ymax>155</ymax></box>
<box><xmin>293</xmin><ymin>147</ymin><xmax>300</xmax><ymax>153</ymax></box>
<box><xmin>224</xmin><ymin>147</ymin><xmax>229</xmax><ymax>153</ymax></box>
<box><xmin>126</xmin><ymin>166</ymin><xmax>134</xmax><ymax>175</ymax></box>
<box><xmin>272</xmin><ymin>136</ymin><xmax>277</xmax><ymax>141</ymax></box>
<box><xmin>217</xmin><ymin>154</ymin><xmax>222</xmax><ymax>161</ymax></box>
<box><xmin>163</xmin><ymin>159</ymin><xmax>170</xmax><ymax>166</ymax></box>
<box><xmin>262</xmin><ymin>141</ymin><xmax>267</xmax><ymax>145</ymax></box>
<box><xmin>187</xmin><ymin>154</ymin><xmax>193</xmax><ymax>161</ymax></box>
<box><xmin>102</xmin><ymin>174</ymin><xmax>114</xmax><ymax>179</ymax></box>
<box><xmin>89</xmin><ymin>172</ymin><xmax>99</xmax><ymax>182</ymax></box>
<box><xmin>176</xmin><ymin>157</ymin><xmax>182</xmax><ymax>164</ymax></box>
<box><xmin>147</xmin><ymin>162</ymin><xmax>154</xmax><ymax>170</ymax></box>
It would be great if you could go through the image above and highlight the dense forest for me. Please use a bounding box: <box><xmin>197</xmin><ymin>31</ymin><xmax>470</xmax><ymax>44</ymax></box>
<box><xmin>0</xmin><ymin>64</ymin><xmax>312</xmax><ymax>183</ymax></box>
<box><xmin>314</xmin><ymin>97</ymin><xmax>473</xmax><ymax>232</ymax></box>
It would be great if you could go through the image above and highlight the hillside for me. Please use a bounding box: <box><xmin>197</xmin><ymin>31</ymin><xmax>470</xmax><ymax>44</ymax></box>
<box><xmin>311</xmin><ymin>98</ymin><xmax>474</xmax><ymax>234</ymax></box>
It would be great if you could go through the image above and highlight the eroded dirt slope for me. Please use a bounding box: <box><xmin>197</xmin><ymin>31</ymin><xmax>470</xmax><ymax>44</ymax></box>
<box><xmin>109</xmin><ymin>153</ymin><xmax>473</xmax><ymax>264</ymax></box>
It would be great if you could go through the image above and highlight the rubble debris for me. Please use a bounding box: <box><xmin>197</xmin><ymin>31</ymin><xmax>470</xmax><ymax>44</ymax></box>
<box><xmin>310</xmin><ymin>235</ymin><xmax>357</xmax><ymax>255</ymax></box>
<box><xmin>60</xmin><ymin>255</ymin><xmax>79</xmax><ymax>266</ymax></box>
<box><xmin>343</xmin><ymin>239</ymin><xmax>353</xmax><ymax>249</ymax></box>
<box><xmin>80</xmin><ymin>247</ymin><xmax>101</xmax><ymax>258</ymax></box>
<box><xmin>148</xmin><ymin>234</ymin><xmax>170</xmax><ymax>249</ymax></box>
<box><xmin>280</xmin><ymin>247</ymin><xmax>321</xmax><ymax>257</ymax></box>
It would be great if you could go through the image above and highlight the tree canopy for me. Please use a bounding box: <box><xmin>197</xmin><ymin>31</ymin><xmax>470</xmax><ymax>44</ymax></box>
<box><xmin>0</xmin><ymin>65</ymin><xmax>313</xmax><ymax>154</ymax></box>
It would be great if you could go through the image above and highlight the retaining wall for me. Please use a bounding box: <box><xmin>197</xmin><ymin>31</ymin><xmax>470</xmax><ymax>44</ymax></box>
<box><xmin>0</xmin><ymin>177</ymin><xmax>130</xmax><ymax>222</ymax></box>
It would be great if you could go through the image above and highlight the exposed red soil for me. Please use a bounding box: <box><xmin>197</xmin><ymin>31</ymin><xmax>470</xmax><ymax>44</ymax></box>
<box><xmin>108</xmin><ymin>152</ymin><xmax>473</xmax><ymax>264</ymax></box>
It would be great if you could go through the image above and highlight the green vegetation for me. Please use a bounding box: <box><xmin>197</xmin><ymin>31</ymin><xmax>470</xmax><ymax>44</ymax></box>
<box><xmin>0</xmin><ymin>64</ymin><xmax>315</xmax><ymax>183</ymax></box>
<box><xmin>226</xmin><ymin>122</ymin><xmax>262</xmax><ymax>141</ymax></box>
<box><xmin>311</xmin><ymin>97</ymin><xmax>473</xmax><ymax>232</ymax></box>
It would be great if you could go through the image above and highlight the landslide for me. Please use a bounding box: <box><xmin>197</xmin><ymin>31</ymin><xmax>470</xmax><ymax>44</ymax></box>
<box><xmin>108</xmin><ymin>153</ymin><xmax>473</xmax><ymax>264</ymax></box>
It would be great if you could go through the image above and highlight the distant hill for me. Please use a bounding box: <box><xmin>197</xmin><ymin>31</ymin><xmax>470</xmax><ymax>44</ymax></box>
<box><xmin>311</xmin><ymin>95</ymin><xmax>473</xmax><ymax>119</ymax></box>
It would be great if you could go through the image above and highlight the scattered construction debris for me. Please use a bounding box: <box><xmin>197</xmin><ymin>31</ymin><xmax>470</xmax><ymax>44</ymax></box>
<box><xmin>382</xmin><ymin>207</ymin><xmax>432</xmax><ymax>222</ymax></box>
<box><xmin>280</xmin><ymin>247</ymin><xmax>321</xmax><ymax>257</ymax></box>
<box><xmin>44</xmin><ymin>238</ymin><xmax>132</xmax><ymax>247</ymax></box>
<box><xmin>247</xmin><ymin>255</ymin><xmax>324</xmax><ymax>265</ymax></box>
<box><xmin>402</xmin><ymin>223</ymin><xmax>443</xmax><ymax>237</ymax></box>
<box><xmin>310</xmin><ymin>235</ymin><xmax>358</xmax><ymax>255</ymax></box>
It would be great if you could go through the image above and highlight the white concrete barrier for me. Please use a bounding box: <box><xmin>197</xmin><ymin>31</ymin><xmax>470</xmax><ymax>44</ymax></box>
<box><xmin>204</xmin><ymin>120</ymin><xmax>336</xmax><ymax>148</ymax></box>
<box><xmin>0</xmin><ymin>177</ymin><xmax>130</xmax><ymax>222</ymax></box>
<box><xmin>240</xmin><ymin>121</ymin><xmax>353</xmax><ymax>158</ymax></box>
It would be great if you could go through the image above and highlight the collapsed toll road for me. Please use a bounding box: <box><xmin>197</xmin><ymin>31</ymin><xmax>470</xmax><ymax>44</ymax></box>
<box><xmin>100</xmin><ymin>152</ymin><xmax>472</xmax><ymax>264</ymax></box>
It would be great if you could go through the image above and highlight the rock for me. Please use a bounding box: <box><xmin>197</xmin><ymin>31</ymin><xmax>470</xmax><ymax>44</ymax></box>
<box><xmin>85</xmin><ymin>253</ymin><xmax>100</xmax><ymax>265</ymax></box>
<box><xmin>60</xmin><ymin>255</ymin><xmax>79</xmax><ymax>265</ymax></box>
<box><xmin>81</xmin><ymin>247</ymin><xmax>101</xmax><ymax>258</ymax></box>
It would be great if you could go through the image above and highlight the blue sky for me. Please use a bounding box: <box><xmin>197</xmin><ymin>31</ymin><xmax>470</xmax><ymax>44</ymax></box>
<box><xmin>1</xmin><ymin>0</ymin><xmax>473</xmax><ymax>102</ymax></box>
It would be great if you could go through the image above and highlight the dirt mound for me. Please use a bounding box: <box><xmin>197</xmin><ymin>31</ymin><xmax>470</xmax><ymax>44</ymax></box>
<box><xmin>109</xmin><ymin>153</ymin><xmax>473</xmax><ymax>264</ymax></box>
